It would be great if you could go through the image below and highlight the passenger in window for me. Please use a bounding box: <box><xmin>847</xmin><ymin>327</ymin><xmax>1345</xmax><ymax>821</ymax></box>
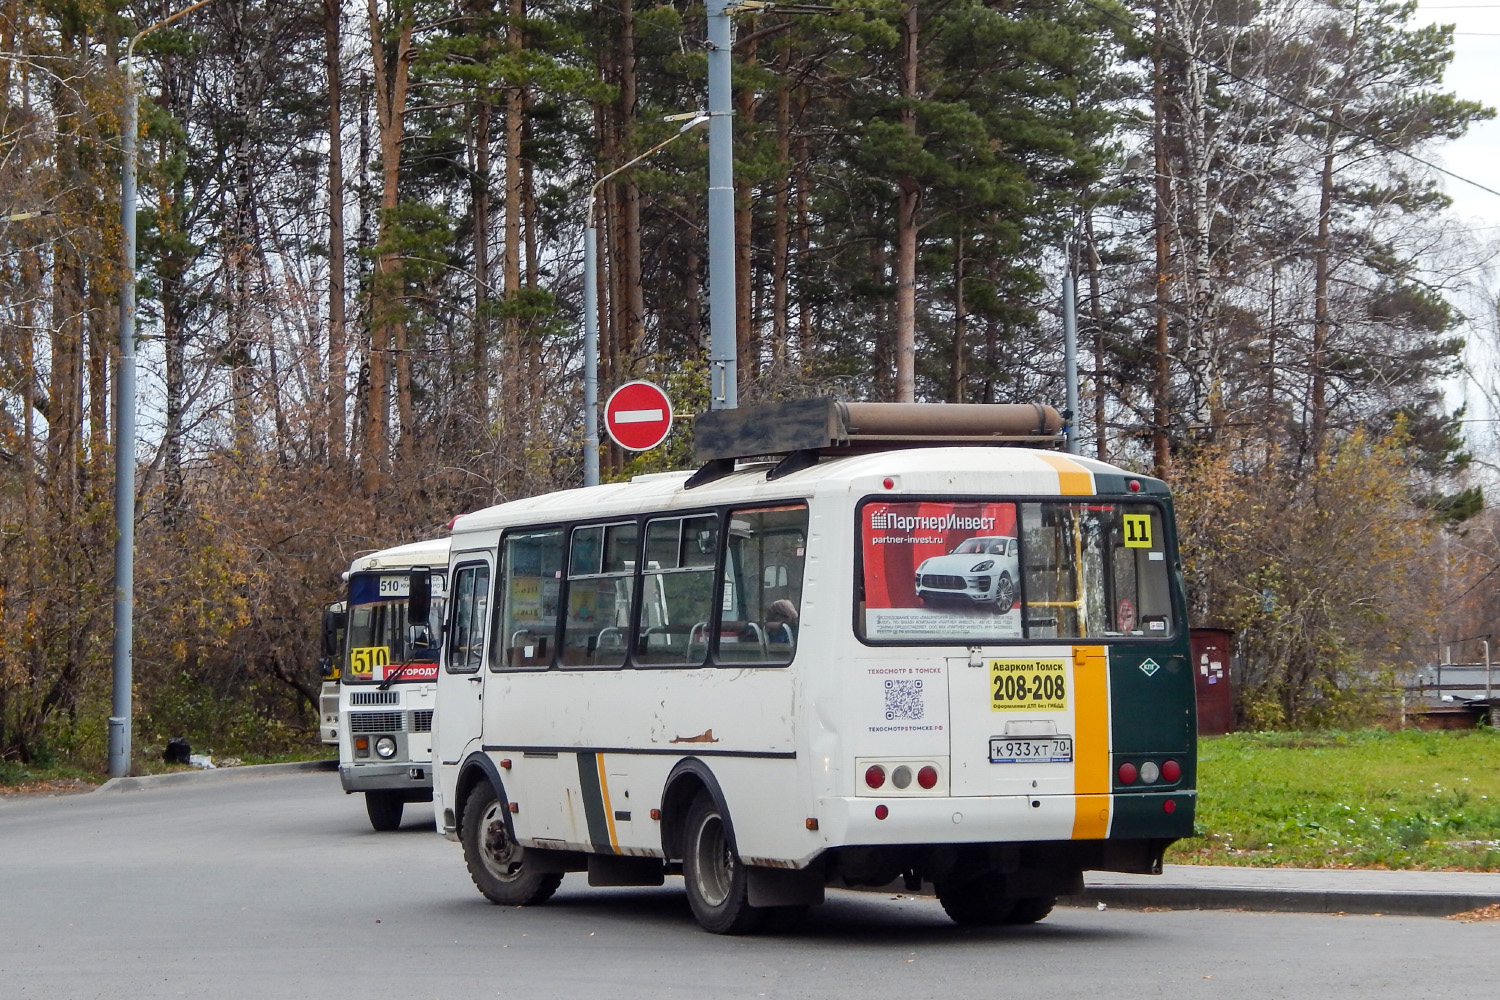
<box><xmin>766</xmin><ymin>599</ymin><xmax>799</xmax><ymax>642</ymax></box>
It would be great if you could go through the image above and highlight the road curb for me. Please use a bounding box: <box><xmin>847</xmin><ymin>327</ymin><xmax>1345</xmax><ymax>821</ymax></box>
<box><xmin>94</xmin><ymin>758</ymin><xmax>336</xmax><ymax>793</ymax></box>
<box><xmin>1063</xmin><ymin>885</ymin><xmax>1500</xmax><ymax>918</ymax></box>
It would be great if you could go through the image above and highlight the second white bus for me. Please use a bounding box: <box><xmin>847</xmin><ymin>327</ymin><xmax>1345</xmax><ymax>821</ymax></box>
<box><xmin>337</xmin><ymin>537</ymin><xmax>450</xmax><ymax>831</ymax></box>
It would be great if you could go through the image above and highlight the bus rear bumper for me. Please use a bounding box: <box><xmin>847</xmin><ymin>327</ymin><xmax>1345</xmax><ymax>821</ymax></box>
<box><xmin>817</xmin><ymin>790</ymin><xmax>1194</xmax><ymax>848</ymax></box>
<box><xmin>339</xmin><ymin>762</ymin><xmax>436</xmax><ymax>795</ymax></box>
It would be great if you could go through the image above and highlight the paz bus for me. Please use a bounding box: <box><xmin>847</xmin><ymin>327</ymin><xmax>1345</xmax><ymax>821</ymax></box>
<box><xmin>337</xmin><ymin>537</ymin><xmax>450</xmax><ymax>831</ymax></box>
<box><xmin>426</xmin><ymin>399</ymin><xmax>1195</xmax><ymax>932</ymax></box>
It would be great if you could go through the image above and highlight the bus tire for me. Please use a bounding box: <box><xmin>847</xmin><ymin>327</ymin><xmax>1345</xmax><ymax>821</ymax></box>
<box><xmin>366</xmin><ymin>790</ymin><xmax>404</xmax><ymax>831</ymax></box>
<box><xmin>937</xmin><ymin>875</ymin><xmax>1014</xmax><ymax>926</ymax></box>
<box><xmin>1004</xmin><ymin>896</ymin><xmax>1056</xmax><ymax>924</ymax></box>
<box><xmin>461</xmin><ymin>784</ymin><xmax>561</xmax><ymax>906</ymax></box>
<box><xmin>682</xmin><ymin>792</ymin><xmax>765</xmax><ymax>934</ymax></box>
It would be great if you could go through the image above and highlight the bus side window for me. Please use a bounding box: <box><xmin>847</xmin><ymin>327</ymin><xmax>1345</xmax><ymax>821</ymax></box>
<box><xmin>497</xmin><ymin>528</ymin><xmax>564</xmax><ymax>670</ymax></box>
<box><xmin>562</xmin><ymin>521</ymin><xmax>637</xmax><ymax>668</ymax></box>
<box><xmin>446</xmin><ymin>563</ymin><xmax>491</xmax><ymax>674</ymax></box>
<box><xmin>717</xmin><ymin>504</ymin><xmax>808</xmax><ymax>666</ymax></box>
<box><xmin>636</xmin><ymin>514</ymin><xmax>718</xmax><ymax>666</ymax></box>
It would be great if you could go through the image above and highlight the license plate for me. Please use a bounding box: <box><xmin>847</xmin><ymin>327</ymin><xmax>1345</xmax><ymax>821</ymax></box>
<box><xmin>989</xmin><ymin>736</ymin><xmax>1073</xmax><ymax>764</ymax></box>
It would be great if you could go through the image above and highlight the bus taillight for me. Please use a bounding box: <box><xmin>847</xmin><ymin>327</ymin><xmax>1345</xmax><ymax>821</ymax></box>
<box><xmin>1117</xmin><ymin>762</ymin><xmax>1137</xmax><ymax>785</ymax></box>
<box><xmin>865</xmin><ymin>765</ymin><xmax>887</xmax><ymax>789</ymax></box>
<box><xmin>917</xmin><ymin>765</ymin><xmax>938</xmax><ymax>789</ymax></box>
<box><xmin>1162</xmin><ymin>759</ymin><xmax>1181</xmax><ymax>782</ymax></box>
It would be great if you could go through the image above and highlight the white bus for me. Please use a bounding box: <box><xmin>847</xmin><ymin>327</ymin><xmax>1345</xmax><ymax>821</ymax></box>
<box><xmin>337</xmin><ymin>537</ymin><xmax>450</xmax><ymax>831</ymax></box>
<box><xmin>430</xmin><ymin>400</ymin><xmax>1195</xmax><ymax>932</ymax></box>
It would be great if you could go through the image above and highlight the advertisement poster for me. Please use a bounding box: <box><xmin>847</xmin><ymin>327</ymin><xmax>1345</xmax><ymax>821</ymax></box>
<box><xmin>863</xmin><ymin>501</ymin><xmax>1023</xmax><ymax>640</ymax></box>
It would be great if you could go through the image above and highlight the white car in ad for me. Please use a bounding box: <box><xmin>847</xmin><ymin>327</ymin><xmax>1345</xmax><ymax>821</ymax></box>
<box><xmin>914</xmin><ymin>536</ymin><xmax>1020</xmax><ymax>612</ymax></box>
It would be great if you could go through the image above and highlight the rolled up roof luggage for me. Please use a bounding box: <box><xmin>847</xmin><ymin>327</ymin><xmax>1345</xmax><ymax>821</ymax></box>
<box><xmin>693</xmin><ymin>397</ymin><xmax>1065</xmax><ymax>465</ymax></box>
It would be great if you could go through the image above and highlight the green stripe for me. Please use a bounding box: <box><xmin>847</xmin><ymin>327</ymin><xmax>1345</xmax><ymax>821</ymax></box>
<box><xmin>575</xmin><ymin>752</ymin><xmax>612</xmax><ymax>851</ymax></box>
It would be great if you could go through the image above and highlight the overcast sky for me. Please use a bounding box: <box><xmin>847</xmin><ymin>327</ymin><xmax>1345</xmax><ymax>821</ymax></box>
<box><xmin>1412</xmin><ymin>2</ymin><xmax>1500</xmax><ymax>449</ymax></box>
<box><xmin>1417</xmin><ymin>3</ymin><xmax>1500</xmax><ymax>228</ymax></box>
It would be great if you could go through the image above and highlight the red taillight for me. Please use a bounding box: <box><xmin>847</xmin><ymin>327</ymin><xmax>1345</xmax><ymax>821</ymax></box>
<box><xmin>1128</xmin><ymin>479</ymin><xmax>1141</xmax><ymax>492</ymax></box>
<box><xmin>1163</xmin><ymin>799</ymin><xmax>1176</xmax><ymax>814</ymax></box>
<box><xmin>917</xmin><ymin>765</ymin><xmax>938</xmax><ymax>789</ymax></box>
<box><xmin>882</xmin><ymin>478</ymin><xmax>895</xmax><ymax>490</ymax></box>
<box><xmin>874</xmin><ymin>804</ymin><xmax>889</xmax><ymax>820</ymax></box>
<box><xmin>1117</xmin><ymin>762</ymin><xmax>1137</xmax><ymax>785</ymax></box>
<box><xmin>865</xmin><ymin>765</ymin><xmax>887</xmax><ymax>789</ymax></box>
<box><xmin>1162</xmin><ymin>759</ymin><xmax>1181</xmax><ymax>783</ymax></box>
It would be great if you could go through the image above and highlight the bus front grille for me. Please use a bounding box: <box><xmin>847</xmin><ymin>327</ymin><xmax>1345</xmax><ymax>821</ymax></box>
<box><xmin>412</xmin><ymin>710</ymin><xmax>434</xmax><ymax>732</ymax></box>
<box><xmin>349</xmin><ymin>711</ymin><xmax>404</xmax><ymax>733</ymax></box>
<box><xmin>350</xmin><ymin>690</ymin><xmax>400</xmax><ymax>706</ymax></box>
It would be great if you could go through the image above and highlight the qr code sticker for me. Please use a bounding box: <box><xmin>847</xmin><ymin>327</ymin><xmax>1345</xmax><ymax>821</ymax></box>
<box><xmin>884</xmin><ymin>678</ymin><xmax>924</xmax><ymax>721</ymax></box>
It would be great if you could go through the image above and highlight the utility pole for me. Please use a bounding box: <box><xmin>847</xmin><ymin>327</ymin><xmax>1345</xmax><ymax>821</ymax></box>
<box><xmin>113</xmin><ymin>0</ymin><xmax>219</xmax><ymax>778</ymax></box>
<box><xmin>706</xmin><ymin>0</ymin><xmax>737</xmax><ymax>410</ymax></box>
<box><xmin>1062</xmin><ymin>238</ymin><xmax>1080</xmax><ymax>455</ymax></box>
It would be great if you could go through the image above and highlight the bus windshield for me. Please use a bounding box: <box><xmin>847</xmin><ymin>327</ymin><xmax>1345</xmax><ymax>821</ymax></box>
<box><xmin>860</xmin><ymin>499</ymin><xmax>1175</xmax><ymax>643</ymax></box>
<box><xmin>344</xmin><ymin>572</ymin><xmax>447</xmax><ymax>681</ymax></box>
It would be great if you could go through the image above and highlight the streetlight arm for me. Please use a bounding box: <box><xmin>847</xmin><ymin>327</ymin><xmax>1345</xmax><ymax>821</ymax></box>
<box><xmin>128</xmin><ymin>0</ymin><xmax>218</xmax><ymax>58</ymax></box>
<box><xmin>586</xmin><ymin>114</ymin><xmax>709</xmax><ymax>229</ymax></box>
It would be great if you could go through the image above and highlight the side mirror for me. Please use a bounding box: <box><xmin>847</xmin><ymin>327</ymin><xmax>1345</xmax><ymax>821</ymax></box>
<box><xmin>407</xmin><ymin>623</ymin><xmax>439</xmax><ymax>662</ymax></box>
<box><xmin>408</xmin><ymin>567</ymin><xmax>432</xmax><ymax>627</ymax></box>
<box><xmin>320</xmin><ymin>604</ymin><xmax>347</xmax><ymax>658</ymax></box>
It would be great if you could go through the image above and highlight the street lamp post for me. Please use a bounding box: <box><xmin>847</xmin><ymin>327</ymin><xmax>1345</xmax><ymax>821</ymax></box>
<box><xmin>706</xmin><ymin>0</ymin><xmax>737</xmax><ymax>411</ymax></box>
<box><xmin>1062</xmin><ymin>237</ymin><xmax>1080</xmax><ymax>455</ymax></box>
<box><xmin>583</xmin><ymin>114</ymin><xmax>709</xmax><ymax>487</ymax></box>
<box><xmin>112</xmin><ymin>0</ymin><xmax>217</xmax><ymax>778</ymax></box>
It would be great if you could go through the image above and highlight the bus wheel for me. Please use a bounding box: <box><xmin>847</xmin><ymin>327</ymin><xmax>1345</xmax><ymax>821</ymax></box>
<box><xmin>937</xmin><ymin>875</ymin><xmax>1014</xmax><ymax>926</ymax></box>
<box><xmin>462</xmin><ymin>785</ymin><xmax>561</xmax><ymax>906</ymax></box>
<box><xmin>366</xmin><ymin>791</ymin><xmax>404</xmax><ymax>831</ymax></box>
<box><xmin>682</xmin><ymin>792</ymin><xmax>765</xmax><ymax>934</ymax></box>
<box><xmin>1004</xmin><ymin>896</ymin><xmax>1056</xmax><ymax>924</ymax></box>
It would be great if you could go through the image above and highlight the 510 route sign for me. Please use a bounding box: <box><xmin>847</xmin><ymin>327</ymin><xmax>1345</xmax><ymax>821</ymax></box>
<box><xmin>604</xmin><ymin>380</ymin><xmax>674</xmax><ymax>452</ymax></box>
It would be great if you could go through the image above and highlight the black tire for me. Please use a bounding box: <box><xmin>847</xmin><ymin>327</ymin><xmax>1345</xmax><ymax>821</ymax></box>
<box><xmin>365</xmin><ymin>790</ymin><xmax>404</xmax><ymax>831</ymax></box>
<box><xmin>992</xmin><ymin>574</ymin><xmax>1016</xmax><ymax>614</ymax></box>
<box><xmin>681</xmin><ymin>792</ymin><xmax>765</xmax><ymax>934</ymax></box>
<box><xmin>461</xmin><ymin>784</ymin><xmax>562</xmax><ymax>906</ymax></box>
<box><xmin>937</xmin><ymin>874</ymin><xmax>1014</xmax><ymax>927</ymax></box>
<box><xmin>1004</xmin><ymin>896</ymin><xmax>1056</xmax><ymax>924</ymax></box>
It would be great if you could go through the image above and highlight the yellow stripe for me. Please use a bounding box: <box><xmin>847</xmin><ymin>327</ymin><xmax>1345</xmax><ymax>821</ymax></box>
<box><xmin>596</xmin><ymin>755</ymin><xmax>619</xmax><ymax>851</ymax></box>
<box><xmin>1036</xmin><ymin>452</ymin><xmax>1093</xmax><ymax>495</ymax></box>
<box><xmin>1071</xmin><ymin>645</ymin><xmax>1112</xmax><ymax>839</ymax></box>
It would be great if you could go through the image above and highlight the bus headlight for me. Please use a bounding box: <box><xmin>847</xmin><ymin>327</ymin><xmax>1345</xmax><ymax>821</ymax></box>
<box><xmin>375</xmin><ymin>736</ymin><xmax>398</xmax><ymax>760</ymax></box>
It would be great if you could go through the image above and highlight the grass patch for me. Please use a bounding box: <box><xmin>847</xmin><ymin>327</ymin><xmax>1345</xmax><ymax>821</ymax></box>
<box><xmin>1168</xmin><ymin>728</ymin><xmax>1500</xmax><ymax>870</ymax></box>
<box><xmin>0</xmin><ymin>758</ymin><xmax>102</xmax><ymax>792</ymax></box>
<box><xmin>0</xmin><ymin>746</ymin><xmax>335</xmax><ymax>788</ymax></box>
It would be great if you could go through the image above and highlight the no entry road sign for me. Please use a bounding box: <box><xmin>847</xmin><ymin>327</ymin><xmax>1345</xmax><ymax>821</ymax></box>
<box><xmin>604</xmin><ymin>380</ymin><xmax>674</xmax><ymax>452</ymax></box>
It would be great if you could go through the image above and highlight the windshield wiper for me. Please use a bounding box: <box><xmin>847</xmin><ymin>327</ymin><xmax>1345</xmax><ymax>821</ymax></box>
<box><xmin>378</xmin><ymin>663</ymin><xmax>412</xmax><ymax>691</ymax></box>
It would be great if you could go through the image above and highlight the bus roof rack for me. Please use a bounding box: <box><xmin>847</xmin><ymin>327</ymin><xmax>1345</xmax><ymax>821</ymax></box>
<box><xmin>687</xmin><ymin>398</ymin><xmax>1065</xmax><ymax>488</ymax></box>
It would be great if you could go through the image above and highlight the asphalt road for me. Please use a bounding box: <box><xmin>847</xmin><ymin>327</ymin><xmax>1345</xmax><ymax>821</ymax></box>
<box><xmin>1</xmin><ymin>769</ymin><xmax>1494</xmax><ymax>1000</ymax></box>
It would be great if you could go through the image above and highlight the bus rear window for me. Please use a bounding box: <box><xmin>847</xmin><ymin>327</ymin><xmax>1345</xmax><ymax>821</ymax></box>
<box><xmin>859</xmin><ymin>499</ymin><xmax>1174</xmax><ymax>643</ymax></box>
